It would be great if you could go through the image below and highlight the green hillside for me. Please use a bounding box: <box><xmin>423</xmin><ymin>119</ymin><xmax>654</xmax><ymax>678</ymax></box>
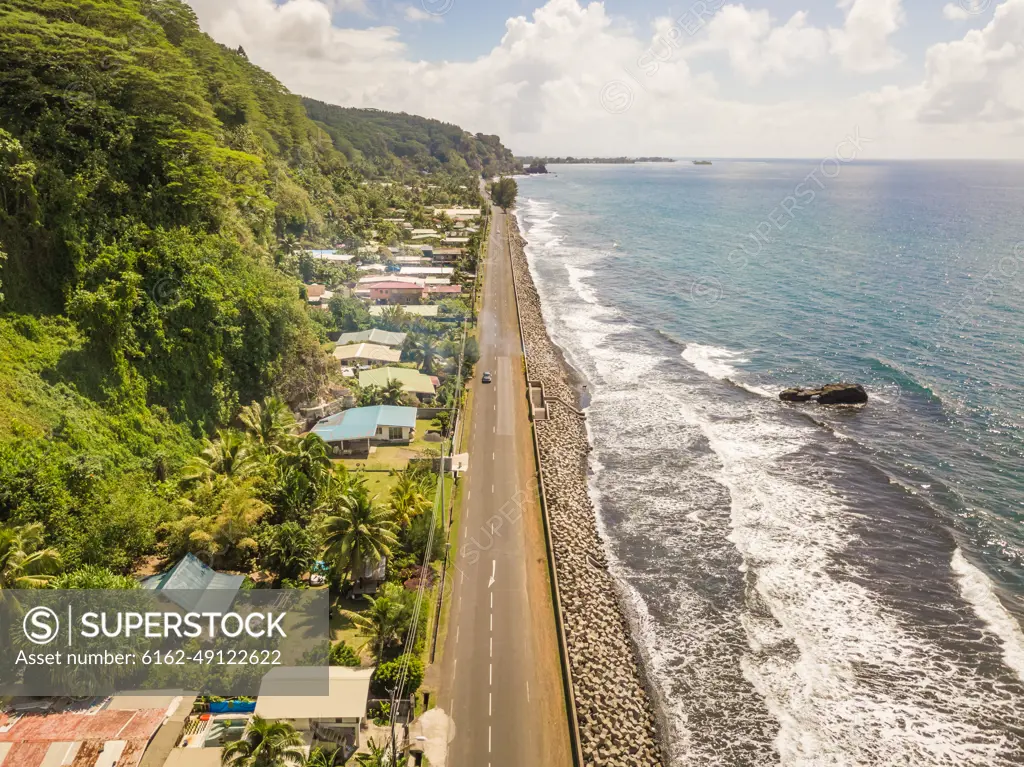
<box><xmin>303</xmin><ymin>98</ymin><xmax>521</xmax><ymax>177</ymax></box>
<box><xmin>0</xmin><ymin>0</ymin><xmax>505</xmax><ymax>574</ymax></box>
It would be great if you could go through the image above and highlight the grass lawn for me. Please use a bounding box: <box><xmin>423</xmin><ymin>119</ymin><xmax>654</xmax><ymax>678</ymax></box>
<box><xmin>330</xmin><ymin>595</ymin><xmax>374</xmax><ymax>664</ymax></box>
<box><xmin>332</xmin><ymin>420</ymin><xmax>443</xmax><ymax>474</ymax></box>
<box><xmin>357</xmin><ymin>470</ymin><xmax>401</xmax><ymax>502</ymax></box>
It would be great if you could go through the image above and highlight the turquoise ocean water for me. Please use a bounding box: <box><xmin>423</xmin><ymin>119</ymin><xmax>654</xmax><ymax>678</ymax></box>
<box><xmin>516</xmin><ymin>161</ymin><xmax>1024</xmax><ymax>766</ymax></box>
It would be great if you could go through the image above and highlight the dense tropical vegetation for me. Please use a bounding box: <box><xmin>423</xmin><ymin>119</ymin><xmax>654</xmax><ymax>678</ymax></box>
<box><xmin>0</xmin><ymin>4</ymin><xmax>498</xmax><ymax>762</ymax></box>
<box><xmin>303</xmin><ymin>99</ymin><xmax>520</xmax><ymax>178</ymax></box>
<box><xmin>0</xmin><ymin>0</ymin><xmax>500</xmax><ymax>583</ymax></box>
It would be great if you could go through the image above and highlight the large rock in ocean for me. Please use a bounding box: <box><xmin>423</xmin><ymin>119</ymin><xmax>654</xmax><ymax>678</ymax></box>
<box><xmin>779</xmin><ymin>383</ymin><xmax>868</xmax><ymax>405</ymax></box>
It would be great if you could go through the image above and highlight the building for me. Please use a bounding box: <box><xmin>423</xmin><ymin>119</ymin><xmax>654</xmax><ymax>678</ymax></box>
<box><xmin>253</xmin><ymin>667</ymin><xmax>375</xmax><ymax>754</ymax></box>
<box><xmin>433</xmin><ymin>207</ymin><xmax>482</xmax><ymax>221</ymax></box>
<box><xmin>140</xmin><ymin>553</ymin><xmax>244</xmax><ymax>613</ymax></box>
<box><xmin>305</xmin><ymin>284</ymin><xmax>334</xmax><ymax>305</ymax></box>
<box><xmin>336</xmin><ymin>329</ymin><xmax>407</xmax><ymax>347</ymax></box>
<box><xmin>0</xmin><ymin>697</ymin><xmax>177</xmax><ymax>767</ymax></box>
<box><xmin>425</xmin><ymin>285</ymin><xmax>463</xmax><ymax>296</ymax></box>
<box><xmin>308</xmin><ymin>250</ymin><xmax>355</xmax><ymax>263</ymax></box>
<box><xmin>358</xmin><ymin>275</ymin><xmax>425</xmax><ymax>287</ymax></box>
<box><xmin>398</xmin><ymin>266</ymin><xmax>454</xmax><ymax>277</ymax></box>
<box><xmin>349</xmin><ymin>556</ymin><xmax>387</xmax><ymax>597</ymax></box>
<box><xmin>431</xmin><ymin>248</ymin><xmax>463</xmax><ymax>264</ymax></box>
<box><xmin>442</xmin><ymin>237</ymin><xmax>470</xmax><ymax>246</ymax></box>
<box><xmin>332</xmin><ymin>343</ymin><xmax>402</xmax><ymax>367</ymax></box>
<box><xmin>311</xmin><ymin>405</ymin><xmax>418</xmax><ymax>455</ymax></box>
<box><xmin>394</xmin><ymin>255</ymin><xmax>430</xmax><ymax>266</ymax></box>
<box><xmin>369</xmin><ymin>281</ymin><xmax>425</xmax><ymax>305</ymax></box>
<box><xmin>358</xmin><ymin>367</ymin><xmax>435</xmax><ymax>400</ymax></box>
<box><xmin>369</xmin><ymin>304</ymin><xmax>439</xmax><ymax>318</ymax></box>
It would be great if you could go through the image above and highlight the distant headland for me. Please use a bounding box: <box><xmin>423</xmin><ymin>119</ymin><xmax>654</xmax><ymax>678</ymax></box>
<box><xmin>519</xmin><ymin>157</ymin><xmax>676</xmax><ymax>174</ymax></box>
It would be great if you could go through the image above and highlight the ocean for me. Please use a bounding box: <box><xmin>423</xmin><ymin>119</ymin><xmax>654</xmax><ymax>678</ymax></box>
<box><xmin>514</xmin><ymin>160</ymin><xmax>1024</xmax><ymax>766</ymax></box>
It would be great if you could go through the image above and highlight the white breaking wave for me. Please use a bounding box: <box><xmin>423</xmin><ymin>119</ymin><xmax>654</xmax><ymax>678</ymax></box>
<box><xmin>952</xmin><ymin>548</ymin><xmax>1024</xmax><ymax>683</ymax></box>
<box><xmin>564</xmin><ymin>264</ymin><xmax>599</xmax><ymax>305</ymax></box>
<box><xmin>682</xmin><ymin>343</ymin><xmax>747</xmax><ymax>381</ymax></box>
<box><xmin>682</xmin><ymin>343</ymin><xmax>775</xmax><ymax>398</ymax></box>
<box><xmin>516</xmin><ymin>192</ymin><xmax>1024</xmax><ymax>766</ymax></box>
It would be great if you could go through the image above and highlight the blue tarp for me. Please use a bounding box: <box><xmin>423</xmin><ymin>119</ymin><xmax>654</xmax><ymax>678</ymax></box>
<box><xmin>209</xmin><ymin>700</ymin><xmax>257</xmax><ymax>713</ymax></box>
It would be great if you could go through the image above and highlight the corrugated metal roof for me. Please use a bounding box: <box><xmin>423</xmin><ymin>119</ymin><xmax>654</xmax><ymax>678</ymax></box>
<box><xmin>331</xmin><ymin>343</ymin><xmax>402</xmax><ymax>363</ymax></box>
<box><xmin>358</xmin><ymin>367</ymin><xmax>436</xmax><ymax>394</ymax></box>
<box><xmin>311</xmin><ymin>406</ymin><xmax>417</xmax><ymax>442</ymax></box>
<box><xmin>140</xmin><ymin>553</ymin><xmax>244</xmax><ymax>613</ymax></box>
<box><xmin>255</xmin><ymin>667</ymin><xmax>374</xmax><ymax>720</ymax></box>
<box><xmin>369</xmin><ymin>281</ymin><xmax>425</xmax><ymax>291</ymax></box>
<box><xmin>336</xmin><ymin>329</ymin><xmax>407</xmax><ymax>347</ymax></box>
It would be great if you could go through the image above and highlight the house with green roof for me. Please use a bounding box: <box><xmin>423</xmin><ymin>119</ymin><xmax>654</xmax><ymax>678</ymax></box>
<box><xmin>311</xmin><ymin>405</ymin><xmax>418</xmax><ymax>456</ymax></box>
<box><xmin>140</xmin><ymin>552</ymin><xmax>244</xmax><ymax>613</ymax></box>
<box><xmin>335</xmin><ymin>328</ymin><xmax>407</xmax><ymax>348</ymax></box>
<box><xmin>358</xmin><ymin>367</ymin><xmax>436</xmax><ymax>401</ymax></box>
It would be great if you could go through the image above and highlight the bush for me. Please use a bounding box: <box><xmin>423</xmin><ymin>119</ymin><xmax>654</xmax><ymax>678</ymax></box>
<box><xmin>330</xmin><ymin>641</ymin><xmax>361</xmax><ymax>667</ymax></box>
<box><xmin>51</xmin><ymin>565</ymin><xmax>139</xmax><ymax>590</ymax></box>
<box><xmin>372</xmin><ymin>654</ymin><xmax>424</xmax><ymax>696</ymax></box>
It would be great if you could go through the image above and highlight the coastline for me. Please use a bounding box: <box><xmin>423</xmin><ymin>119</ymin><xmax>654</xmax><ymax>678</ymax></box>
<box><xmin>506</xmin><ymin>213</ymin><xmax>666</xmax><ymax>766</ymax></box>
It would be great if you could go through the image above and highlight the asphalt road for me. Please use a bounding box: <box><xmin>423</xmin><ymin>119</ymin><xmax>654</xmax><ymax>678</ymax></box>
<box><xmin>439</xmin><ymin>208</ymin><xmax>571</xmax><ymax>767</ymax></box>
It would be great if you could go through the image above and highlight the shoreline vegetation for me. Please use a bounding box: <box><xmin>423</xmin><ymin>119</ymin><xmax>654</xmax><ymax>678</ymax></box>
<box><xmin>506</xmin><ymin>215</ymin><xmax>665</xmax><ymax>766</ymax></box>
<box><xmin>519</xmin><ymin>157</ymin><xmax>675</xmax><ymax>174</ymax></box>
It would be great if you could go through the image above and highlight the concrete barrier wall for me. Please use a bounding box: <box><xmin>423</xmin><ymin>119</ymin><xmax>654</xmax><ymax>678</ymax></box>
<box><xmin>506</xmin><ymin>218</ymin><xmax>665</xmax><ymax>767</ymax></box>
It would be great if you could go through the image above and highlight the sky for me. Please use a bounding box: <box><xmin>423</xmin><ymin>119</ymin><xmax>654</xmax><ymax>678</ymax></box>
<box><xmin>183</xmin><ymin>0</ymin><xmax>1024</xmax><ymax>159</ymax></box>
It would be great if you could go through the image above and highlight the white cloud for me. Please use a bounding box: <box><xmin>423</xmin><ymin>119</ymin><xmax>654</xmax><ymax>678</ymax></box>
<box><xmin>182</xmin><ymin>0</ymin><xmax>1024</xmax><ymax>158</ymax></box>
<box><xmin>828</xmin><ymin>0</ymin><xmax>906</xmax><ymax>72</ymax></box>
<box><xmin>943</xmin><ymin>3</ymin><xmax>972</xmax><ymax>20</ymax></box>
<box><xmin>323</xmin><ymin>0</ymin><xmax>369</xmax><ymax>13</ymax></box>
<box><xmin>916</xmin><ymin>0</ymin><xmax>1024</xmax><ymax>123</ymax></box>
<box><xmin>692</xmin><ymin>6</ymin><xmax>828</xmax><ymax>83</ymax></box>
<box><xmin>404</xmin><ymin>5</ymin><xmax>443</xmax><ymax>23</ymax></box>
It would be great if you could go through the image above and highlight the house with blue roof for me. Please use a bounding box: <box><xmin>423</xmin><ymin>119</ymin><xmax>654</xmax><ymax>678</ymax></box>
<box><xmin>311</xmin><ymin>405</ymin><xmax>418</xmax><ymax>456</ymax></box>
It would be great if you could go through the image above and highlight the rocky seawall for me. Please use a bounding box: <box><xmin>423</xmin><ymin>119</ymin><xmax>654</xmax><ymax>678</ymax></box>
<box><xmin>507</xmin><ymin>216</ymin><xmax>664</xmax><ymax>767</ymax></box>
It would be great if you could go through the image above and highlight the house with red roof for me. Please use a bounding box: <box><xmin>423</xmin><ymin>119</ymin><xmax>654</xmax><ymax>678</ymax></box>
<box><xmin>0</xmin><ymin>696</ymin><xmax>179</xmax><ymax>767</ymax></box>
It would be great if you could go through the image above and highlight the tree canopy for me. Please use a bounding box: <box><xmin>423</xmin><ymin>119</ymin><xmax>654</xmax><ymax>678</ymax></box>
<box><xmin>490</xmin><ymin>176</ymin><xmax>519</xmax><ymax>210</ymax></box>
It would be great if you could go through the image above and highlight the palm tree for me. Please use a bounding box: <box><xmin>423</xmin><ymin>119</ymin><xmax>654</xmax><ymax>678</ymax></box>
<box><xmin>279</xmin><ymin>234</ymin><xmax>299</xmax><ymax>258</ymax></box>
<box><xmin>353</xmin><ymin>739</ymin><xmax>391</xmax><ymax>767</ymax></box>
<box><xmin>305</xmin><ymin>746</ymin><xmax>345</xmax><ymax>767</ymax></box>
<box><xmin>358</xmin><ymin>384</ymin><xmax>384</xmax><ymax>407</ymax></box>
<box><xmin>322</xmin><ymin>491</ymin><xmax>397</xmax><ymax>587</ymax></box>
<box><xmin>183</xmin><ymin>429</ymin><xmax>256</xmax><ymax>484</ymax></box>
<box><xmin>239</xmin><ymin>397</ymin><xmax>298</xmax><ymax>453</ymax></box>
<box><xmin>221</xmin><ymin>715</ymin><xmax>305</xmax><ymax>767</ymax></box>
<box><xmin>400</xmin><ymin>331</ymin><xmax>421</xmax><ymax>363</ymax></box>
<box><xmin>212</xmin><ymin>481</ymin><xmax>270</xmax><ymax>566</ymax></box>
<box><xmin>409</xmin><ymin>337</ymin><xmax>439</xmax><ymax>375</ymax></box>
<box><xmin>378</xmin><ymin>305</ymin><xmax>408</xmax><ymax>332</ymax></box>
<box><xmin>340</xmin><ymin>583</ymin><xmax>410</xmax><ymax>660</ymax></box>
<box><xmin>381</xmin><ymin>377</ymin><xmax>405</xmax><ymax>406</ymax></box>
<box><xmin>0</xmin><ymin>523</ymin><xmax>60</xmax><ymax>589</ymax></box>
<box><xmin>389</xmin><ymin>473</ymin><xmax>433</xmax><ymax>529</ymax></box>
<box><xmin>284</xmin><ymin>433</ymin><xmax>331</xmax><ymax>483</ymax></box>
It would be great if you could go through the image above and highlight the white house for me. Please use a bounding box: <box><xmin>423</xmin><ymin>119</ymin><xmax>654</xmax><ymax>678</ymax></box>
<box><xmin>255</xmin><ymin>667</ymin><xmax>375</xmax><ymax>754</ymax></box>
